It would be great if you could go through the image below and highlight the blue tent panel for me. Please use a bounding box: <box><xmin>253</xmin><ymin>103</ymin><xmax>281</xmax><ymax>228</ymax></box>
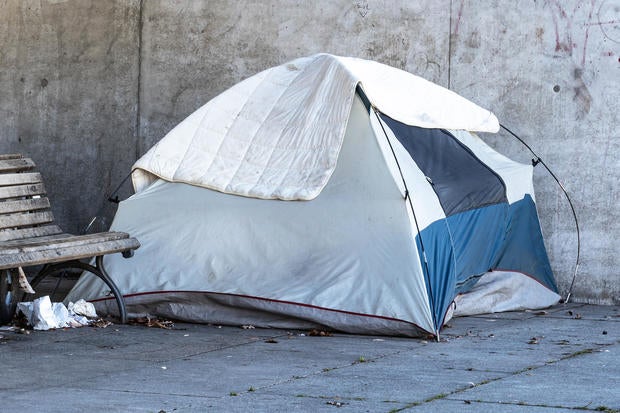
<box><xmin>416</xmin><ymin>195</ymin><xmax>555</xmax><ymax>330</ymax></box>
<box><xmin>494</xmin><ymin>195</ymin><xmax>557</xmax><ymax>292</ymax></box>
<box><xmin>380</xmin><ymin>115</ymin><xmax>507</xmax><ymax>216</ymax></box>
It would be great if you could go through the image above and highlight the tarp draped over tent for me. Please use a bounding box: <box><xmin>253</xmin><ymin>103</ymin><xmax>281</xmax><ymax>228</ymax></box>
<box><xmin>131</xmin><ymin>54</ymin><xmax>499</xmax><ymax>199</ymax></box>
<box><xmin>68</xmin><ymin>54</ymin><xmax>560</xmax><ymax>336</ymax></box>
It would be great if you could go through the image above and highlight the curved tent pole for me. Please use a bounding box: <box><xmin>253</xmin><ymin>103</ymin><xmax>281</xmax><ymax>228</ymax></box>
<box><xmin>372</xmin><ymin>107</ymin><xmax>439</xmax><ymax>337</ymax></box>
<box><xmin>81</xmin><ymin>171</ymin><xmax>133</xmax><ymax>235</ymax></box>
<box><xmin>107</xmin><ymin>171</ymin><xmax>133</xmax><ymax>204</ymax></box>
<box><xmin>499</xmin><ymin>124</ymin><xmax>581</xmax><ymax>302</ymax></box>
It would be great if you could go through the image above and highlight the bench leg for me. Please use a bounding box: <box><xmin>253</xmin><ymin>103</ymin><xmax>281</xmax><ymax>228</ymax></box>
<box><xmin>26</xmin><ymin>258</ymin><xmax>127</xmax><ymax>324</ymax></box>
<box><xmin>95</xmin><ymin>256</ymin><xmax>127</xmax><ymax>324</ymax></box>
<box><xmin>0</xmin><ymin>269</ymin><xmax>18</xmax><ymax>325</ymax></box>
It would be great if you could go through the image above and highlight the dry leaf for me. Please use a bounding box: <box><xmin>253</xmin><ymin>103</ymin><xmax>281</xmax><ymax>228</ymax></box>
<box><xmin>92</xmin><ymin>319</ymin><xmax>112</xmax><ymax>328</ymax></box>
<box><xmin>308</xmin><ymin>329</ymin><xmax>333</xmax><ymax>337</ymax></box>
<box><xmin>150</xmin><ymin>319</ymin><xmax>174</xmax><ymax>329</ymax></box>
<box><xmin>129</xmin><ymin>316</ymin><xmax>174</xmax><ymax>329</ymax></box>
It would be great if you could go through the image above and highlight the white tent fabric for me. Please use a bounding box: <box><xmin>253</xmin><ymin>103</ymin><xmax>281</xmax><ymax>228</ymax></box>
<box><xmin>132</xmin><ymin>54</ymin><xmax>499</xmax><ymax>200</ymax></box>
<box><xmin>67</xmin><ymin>55</ymin><xmax>559</xmax><ymax>336</ymax></box>
<box><xmin>453</xmin><ymin>271</ymin><xmax>560</xmax><ymax>316</ymax></box>
<box><xmin>69</xmin><ymin>96</ymin><xmax>436</xmax><ymax>335</ymax></box>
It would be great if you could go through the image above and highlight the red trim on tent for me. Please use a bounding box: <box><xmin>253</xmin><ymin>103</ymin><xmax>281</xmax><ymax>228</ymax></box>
<box><xmin>492</xmin><ymin>268</ymin><xmax>559</xmax><ymax>290</ymax></box>
<box><xmin>92</xmin><ymin>289</ymin><xmax>428</xmax><ymax>333</ymax></box>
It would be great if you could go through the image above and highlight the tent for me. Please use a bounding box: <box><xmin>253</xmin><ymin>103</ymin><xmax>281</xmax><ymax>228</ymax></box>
<box><xmin>67</xmin><ymin>54</ymin><xmax>560</xmax><ymax>336</ymax></box>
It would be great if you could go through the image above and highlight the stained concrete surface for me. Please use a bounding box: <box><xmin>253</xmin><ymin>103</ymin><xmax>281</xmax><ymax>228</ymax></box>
<box><xmin>0</xmin><ymin>1</ymin><xmax>617</xmax><ymax>302</ymax></box>
<box><xmin>449</xmin><ymin>0</ymin><xmax>620</xmax><ymax>304</ymax></box>
<box><xmin>0</xmin><ymin>303</ymin><xmax>617</xmax><ymax>412</ymax></box>
<box><xmin>0</xmin><ymin>0</ymin><xmax>140</xmax><ymax>232</ymax></box>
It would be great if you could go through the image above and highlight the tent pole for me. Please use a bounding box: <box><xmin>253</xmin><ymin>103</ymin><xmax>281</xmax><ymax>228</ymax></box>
<box><xmin>372</xmin><ymin>108</ymin><xmax>440</xmax><ymax>335</ymax></box>
<box><xmin>499</xmin><ymin>124</ymin><xmax>581</xmax><ymax>302</ymax></box>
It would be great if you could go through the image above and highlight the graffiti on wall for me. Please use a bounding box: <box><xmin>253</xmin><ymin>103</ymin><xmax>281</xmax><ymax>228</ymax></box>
<box><xmin>548</xmin><ymin>0</ymin><xmax>619</xmax><ymax>115</ymax></box>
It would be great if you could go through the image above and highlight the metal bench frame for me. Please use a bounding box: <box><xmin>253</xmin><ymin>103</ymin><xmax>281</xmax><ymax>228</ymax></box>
<box><xmin>0</xmin><ymin>154</ymin><xmax>139</xmax><ymax>324</ymax></box>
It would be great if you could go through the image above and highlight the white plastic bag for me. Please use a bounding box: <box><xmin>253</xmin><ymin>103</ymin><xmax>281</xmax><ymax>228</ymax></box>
<box><xmin>18</xmin><ymin>296</ymin><xmax>70</xmax><ymax>330</ymax></box>
<box><xmin>67</xmin><ymin>299</ymin><xmax>97</xmax><ymax>318</ymax></box>
<box><xmin>17</xmin><ymin>296</ymin><xmax>95</xmax><ymax>330</ymax></box>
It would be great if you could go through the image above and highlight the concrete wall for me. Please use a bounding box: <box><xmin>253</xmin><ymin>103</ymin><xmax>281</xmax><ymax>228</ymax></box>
<box><xmin>137</xmin><ymin>0</ymin><xmax>451</xmax><ymax>152</ymax></box>
<box><xmin>0</xmin><ymin>0</ymin><xmax>140</xmax><ymax>232</ymax></box>
<box><xmin>1</xmin><ymin>0</ymin><xmax>618</xmax><ymax>304</ymax></box>
<box><xmin>449</xmin><ymin>0</ymin><xmax>620</xmax><ymax>304</ymax></box>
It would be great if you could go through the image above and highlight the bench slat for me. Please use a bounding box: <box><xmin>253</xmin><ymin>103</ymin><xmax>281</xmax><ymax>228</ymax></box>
<box><xmin>0</xmin><ymin>225</ymin><xmax>64</xmax><ymax>241</ymax></box>
<box><xmin>0</xmin><ymin>158</ymin><xmax>36</xmax><ymax>173</ymax></box>
<box><xmin>0</xmin><ymin>238</ymin><xmax>141</xmax><ymax>269</ymax></box>
<box><xmin>0</xmin><ymin>172</ymin><xmax>43</xmax><ymax>187</ymax></box>
<box><xmin>0</xmin><ymin>154</ymin><xmax>140</xmax><ymax>325</ymax></box>
<box><xmin>0</xmin><ymin>154</ymin><xmax>23</xmax><ymax>161</ymax></box>
<box><xmin>0</xmin><ymin>233</ymin><xmax>73</xmax><ymax>246</ymax></box>
<box><xmin>0</xmin><ymin>211</ymin><xmax>55</xmax><ymax>230</ymax></box>
<box><xmin>0</xmin><ymin>231</ymin><xmax>131</xmax><ymax>253</ymax></box>
<box><xmin>0</xmin><ymin>198</ymin><xmax>51</xmax><ymax>215</ymax></box>
<box><xmin>0</xmin><ymin>183</ymin><xmax>46</xmax><ymax>200</ymax></box>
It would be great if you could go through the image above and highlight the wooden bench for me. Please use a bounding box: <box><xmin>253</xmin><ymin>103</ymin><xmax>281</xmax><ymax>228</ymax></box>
<box><xmin>0</xmin><ymin>154</ymin><xmax>139</xmax><ymax>324</ymax></box>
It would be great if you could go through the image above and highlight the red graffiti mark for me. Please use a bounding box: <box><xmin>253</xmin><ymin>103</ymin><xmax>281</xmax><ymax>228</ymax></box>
<box><xmin>452</xmin><ymin>0</ymin><xmax>465</xmax><ymax>36</ymax></box>
<box><xmin>552</xmin><ymin>12</ymin><xmax>562</xmax><ymax>51</ymax></box>
<box><xmin>587</xmin><ymin>20</ymin><xmax>620</xmax><ymax>26</ymax></box>
<box><xmin>550</xmin><ymin>0</ymin><xmax>572</xmax><ymax>52</ymax></box>
<box><xmin>548</xmin><ymin>0</ymin><xmax>615</xmax><ymax>66</ymax></box>
<box><xmin>548</xmin><ymin>0</ymin><xmax>607</xmax><ymax>116</ymax></box>
<box><xmin>596</xmin><ymin>0</ymin><xmax>620</xmax><ymax>44</ymax></box>
<box><xmin>581</xmin><ymin>0</ymin><xmax>597</xmax><ymax>67</ymax></box>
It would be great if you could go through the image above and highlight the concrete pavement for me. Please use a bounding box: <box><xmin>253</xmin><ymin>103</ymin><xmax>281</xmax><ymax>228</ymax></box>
<box><xmin>0</xmin><ymin>303</ymin><xmax>618</xmax><ymax>412</ymax></box>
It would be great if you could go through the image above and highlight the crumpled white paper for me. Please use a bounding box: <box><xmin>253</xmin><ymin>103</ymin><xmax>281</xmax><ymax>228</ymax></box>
<box><xmin>67</xmin><ymin>299</ymin><xmax>97</xmax><ymax>318</ymax></box>
<box><xmin>17</xmin><ymin>296</ymin><xmax>98</xmax><ymax>330</ymax></box>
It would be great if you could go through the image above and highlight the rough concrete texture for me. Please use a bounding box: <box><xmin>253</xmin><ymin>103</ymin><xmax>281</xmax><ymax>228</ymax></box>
<box><xmin>0</xmin><ymin>304</ymin><xmax>618</xmax><ymax>412</ymax></box>
<box><xmin>0</xmin><ymin>0</ymin><xmax>140</xmax><ymax>232</ymax></box>
<box><xmin>448</xmin><ymin>0</ymin><xmax>620</xmax><ymax>304</ymax></box>
<box><xmin>1</xmin><ymin>0</ymin><xmax>618</xmax><ymax>303</ymax></box>
<box><xmin>137</xmin><ymin>0</ymin><xmax>450</xmax><ymax>153</ymax></box>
